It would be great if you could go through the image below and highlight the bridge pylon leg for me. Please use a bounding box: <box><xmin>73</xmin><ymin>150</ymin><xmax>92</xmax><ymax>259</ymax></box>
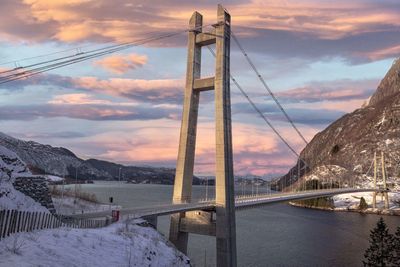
<box><xmin>169</xmin><ymin>10</ymin><xmax>202</xmax><ymax>254</ymax></box>
<box><xmin>169</xmin><ymin>5</ymin><xmax>236</xmax><ymax>267</ymax></box>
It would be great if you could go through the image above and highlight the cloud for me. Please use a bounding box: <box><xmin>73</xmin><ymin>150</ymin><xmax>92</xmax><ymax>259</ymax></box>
<box><xmin>75</xmin><ymin>121</ymin><xmax>311</xmax><ymax>176</ymax></box>
<box><xmin>0</xmin><ymin>103</ymin><xmax>179</xmax><ymax>121</ymax></box>
<box><xmin>0</xmin><ymin>72</ymin><xmax>184</xmax><ymax>104</ymax></box>
<box><xmin>276</xmin><ymin>79</ymin><xmax>377</xmax><ymax>103</ymax></box>
<box><xmin>73</xmin><ymin>77</ymin><xmax>184</xmax><ymax>103</ymax></box>
<box><xmin>355</xmin><ymin>45</ymin><xmax>400</xmax><ymax>61</ymax></box>
<box><xmin>234</xmin><ymin>26</ymin><xmax>400</xmax><ymax>64</ymax></box>
<box><xmin>0</xmin><ymin>0</ymin><xmax>397</xmax><ymax>62</ymax></box>
<box><xmin>232</xmin><ymin>101</ymin><xmax>345</xmax><ymax>125</ymax></box>
<box><xmin>9</xmin><ymin>131</ymin><xmax>88</xmax><ymax>139</ymax></box>
<box><xmin>94</xmin><ymin>53</ymin><xmax>147</xmax><ymax>74</ymax></box>
<box><xmin>48</xmin><ymin>93</ymin><xmax>117</xmax><ymax>105</ymax></box>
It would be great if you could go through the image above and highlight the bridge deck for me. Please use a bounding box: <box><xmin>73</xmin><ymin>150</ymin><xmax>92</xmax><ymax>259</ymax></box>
<box><xmin>67</xmin><ymin>188</ymin><xmax>378</xmax><ymax>219</ymax></box>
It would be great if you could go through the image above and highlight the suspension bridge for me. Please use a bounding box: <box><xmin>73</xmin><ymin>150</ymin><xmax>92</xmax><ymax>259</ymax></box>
<box><xmin>0</xmin><ymin>5</ymin><xmax>391</xmax><ymax>267</ymax></box>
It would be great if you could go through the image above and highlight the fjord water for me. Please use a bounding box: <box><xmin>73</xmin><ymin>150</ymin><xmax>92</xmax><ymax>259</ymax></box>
<box><xmin>71</xmin><ymin>182</ymin><xmax>399</xmax><ymax>267</ymax></box>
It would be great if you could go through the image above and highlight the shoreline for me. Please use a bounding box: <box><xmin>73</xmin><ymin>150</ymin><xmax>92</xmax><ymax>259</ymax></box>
<box><xmin>289</xmin><ymin>201</ymin><xmax>400</xmax><ymax>216</ymax></box>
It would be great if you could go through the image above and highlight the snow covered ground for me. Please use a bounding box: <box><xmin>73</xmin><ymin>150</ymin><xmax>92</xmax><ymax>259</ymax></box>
<box><xmin>333</xmin><ymin>191</ymin><xmax>400</xmax><ymax>212</ymax></box>
<box><xmin>0</xmin><ymin>218</ymin><xmax>190</xmax><ymax>267</ymax></box>
<box><xmin>52</xmin><ymin>196</ymin><xmax>121</xmax><ymax>215</ymax></box>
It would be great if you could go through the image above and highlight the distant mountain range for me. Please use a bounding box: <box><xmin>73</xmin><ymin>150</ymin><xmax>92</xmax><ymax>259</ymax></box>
<box><xmin>278</xmin><ymin>58</ymin><xmax>400</xmax><ymax>190</ymax></box>
<box><xmin>0</xmin><ymin>132</ymin><xmax>201</xmax><ymax>185</ymax></box>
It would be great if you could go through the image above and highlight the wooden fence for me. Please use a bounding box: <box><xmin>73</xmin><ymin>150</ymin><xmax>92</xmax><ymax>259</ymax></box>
<box><xmin>0</xmin><ymin>210</ymin><xmax>113</xmax><ymax>240</ymax></box>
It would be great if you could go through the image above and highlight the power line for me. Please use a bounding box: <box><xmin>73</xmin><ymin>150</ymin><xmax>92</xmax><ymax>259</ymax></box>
<box><xmin>0</xmin><ymin>43</ymin><xmax>113</xmax><ymax>66</ymax></box>
<box><xmin>231</xmin><ymin>32</ymin><xmax>309</xmax><ymax>145</ymax></box>
<box><xmin>0</xmin><ymin>28</ymin><xmax>192</xmax><ymax>68</ymax></box>
<box><xmin>0</xmin><ymin>24</ymin><xmax>214</xmax><ymax>85</ymax></box>
<box><xmin>0</xmin><ymin>31</ymin><xmax>182</xmax><ymax>82</ymax></box>
<box><xmin>207</xmin><ymin>46</ymin><xmax>310</xmax><ymax>170</ymax></box>
<box><xmin>0</xmin><ymin>32</ymin><xmax>178</xmax><ymax>83</ymax></box>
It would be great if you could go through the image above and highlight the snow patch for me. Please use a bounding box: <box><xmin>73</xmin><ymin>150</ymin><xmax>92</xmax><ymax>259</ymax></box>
<box><xmin>44</xmin><ymin>175</ymin><xmax>64</xmax><ymax>182</ymax></box>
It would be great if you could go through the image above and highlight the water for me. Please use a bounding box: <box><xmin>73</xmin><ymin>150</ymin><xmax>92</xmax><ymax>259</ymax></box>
<box><xmin>63</xmin><ymin>182</ymin><xmax>399</xmax><ymax>267</ymax></box>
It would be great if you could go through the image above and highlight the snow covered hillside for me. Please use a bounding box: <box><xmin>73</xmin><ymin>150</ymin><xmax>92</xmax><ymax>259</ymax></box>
<box><xmin>0</xmin><ymin>218</ymin><xmax>191</xmax><ymax>267</ymax></box>
<box><xmin>279</xmin><ymin>59</ymin><xmax>400</xmax><ymax>190</ymax></box>
<box><xmin>333</xmin><ymin>192</ymin><xmax>400</xmax><ymax>213</ymax></box>
<box><xmin>0</xmin><ymin>146</ymin><xmax>48</xmax><ymax>212</ymax></box>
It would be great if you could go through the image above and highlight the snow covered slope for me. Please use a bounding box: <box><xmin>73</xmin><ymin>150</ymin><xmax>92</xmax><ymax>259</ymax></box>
<box><xmin>0</xmin><ymin>219</ymin><xmax>191</xmax><ymax>267</ymax></box>
<box><xmin>0</xmin><ymin>145</ymin><xmax>48</xmax><ymax>212</ymax></box>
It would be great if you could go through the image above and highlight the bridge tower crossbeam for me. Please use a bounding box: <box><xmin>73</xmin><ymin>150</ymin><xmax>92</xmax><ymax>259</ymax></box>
<box><xmin>169</xmin><ymin>5</ymin><xmax>237</xmax><ymax>267</ymax></box>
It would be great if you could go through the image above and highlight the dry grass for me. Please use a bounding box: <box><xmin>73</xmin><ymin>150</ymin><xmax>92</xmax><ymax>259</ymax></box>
<box><xmin>49</xmin><ymin>185</ymin><xmax>99</xmax><ymax>203</ymax></box>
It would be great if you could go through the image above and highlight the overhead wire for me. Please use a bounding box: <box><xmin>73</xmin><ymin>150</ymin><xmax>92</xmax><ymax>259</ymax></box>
<box><xmin>207</xmin><ymin>46</ymin><xmax>311</xmax><ymax>172</ymax></box>
<box><xmin>231</xmin><ymin>32</ymin><xmax>309</xmax><ymax>145</ymax></box>
<box><xmin>0</xmin><ymin>32</ymin><xmax>178</xmax><ymax>83</ymax></box>
<box><xmin>0</xmin><ymin>24</ymin><xmax>214</xmax><ymax>85</ymax></box>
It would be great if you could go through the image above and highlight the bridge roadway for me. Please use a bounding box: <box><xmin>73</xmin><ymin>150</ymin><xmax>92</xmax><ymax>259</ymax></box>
<box><xmin>68</xmin><ymin>188</ymin><xmax>377</xmax><ymax>220</ymax></box>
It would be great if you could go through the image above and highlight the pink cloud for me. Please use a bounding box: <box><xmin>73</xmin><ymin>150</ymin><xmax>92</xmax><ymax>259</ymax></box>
<box><xmin>81</xmin><ymin>121</ymin><xmax>314</xmax><ymax>176</ymax></box>
<box><xmin>48</xmin><ymin>93</ymin><xmax>114</xmax><ymax>105</ymax></box>
<box><xmin>94</xmin><ymin>53</ymin><xmax>147</xmax><ymax>74</ymax></box>
<box><xmin>73</xmin><ymin>76</ymin><xmax>184</xmax><ymax>102</ymax></box>
<box><xmin>0</xmin><ymin>1</ymin><xmax>395</xmax><ymax>44</ymax></box>
<box><xmin>277</xmin><ymin>79</ymin><xmax>377</xmax><ymax>103</ymax></box>
<box><xmin>355</xmin><ymin>45</ymin><xmax>400</xmax><ymax>61</ymax></box>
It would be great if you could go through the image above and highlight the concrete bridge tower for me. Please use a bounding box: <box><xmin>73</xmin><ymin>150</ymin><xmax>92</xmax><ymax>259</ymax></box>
<box><xmin>169</xmin><ymin>5</ymin><xmax>237</xmax><ymax>267</ymax></box>
<box><xmin>372</xmin><ymin>151</ymin><xmax>390</xmax><ymax>209</ymax></box>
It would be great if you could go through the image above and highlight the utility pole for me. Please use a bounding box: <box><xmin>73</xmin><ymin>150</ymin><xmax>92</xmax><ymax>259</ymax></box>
<box><xmin>74</xmin><ymin>165</ymin><xmax>79</xmax><ymax>214</ymax></box>
<box><xmin>373</xmin><ymin>152</ymin><xmax>377</xmax><ymax>208</ymax></box>
<box><xmin>205</xmin><ymin>177</ymin><xmax>209</xmax><ymax>201</ymax></box>
<box><xmin>118</xmin><ymin>167</ymin><xmax>122</xmax><ymax>185</ymax></box>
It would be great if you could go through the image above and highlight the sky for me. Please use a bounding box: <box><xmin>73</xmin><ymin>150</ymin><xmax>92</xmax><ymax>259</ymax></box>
<box><xmin>0</xmin><ymin>0</ymin><xmax>399</xmax><ymax>177</ymax></box>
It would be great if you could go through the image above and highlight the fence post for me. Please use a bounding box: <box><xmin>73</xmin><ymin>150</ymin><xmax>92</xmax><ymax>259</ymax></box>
<box><xmin>16</xmin><ymin>211</ymin><xmax>23</xmax><ymax>233</ymax></box>
<box><xmin>46</xmin><ymin>214</ymin><xmax>50</xmax><ymax>228</ymax></box>
<box><xmin>7</xmin><ymin>210</ymin><xmax>14</xmax><ymax>236</ymax></box>
<box><xmin>41</xmin><ymin>213</ymin><xmax>46</xmax><ymax>229</ymax></box>
<box><xmin>1</xmin><ymin>210</ymin><xmax>8</xmax><ymax>238</ymax></box>
<box><xmin>32</xmin><ymin>213</ymin><xmax>38</xmax><ymax>231</ymax></box>
<box><xmin>0</xmin><ymin>210</ymin><xmax>5</xmax><ymax>239</ymax></box>
<box><xmin>3</xmin><ymin>210</ymin><xmax>11</xmax><ymax>238</ymax></box>
<box><xmin>9</xmin><ymin>210</ymin><xmax>17</xmax><ymax>235</ymax></box>
<box><xmin>24</xmin><ymin>212</ymin><xmax>30</xmax><ymax>232</ymax></box>
<box><xmin>24</xmin><ymin>212</ymin><xmax>29</xmax><ymax>232</ymax></box>
<box><xmin>21</xmin><ymin>211</ymin><xmax>27</xmax><ymax>232</ymax></box>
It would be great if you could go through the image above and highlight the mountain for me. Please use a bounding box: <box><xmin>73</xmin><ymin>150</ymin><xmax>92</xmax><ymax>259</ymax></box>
<box><xmin>0</xmin><ymin>133</ymin><xmax>199</xmax><ymax>184</ymax></box>
<box><xmin>86</xmin><ymin>158</ymin><xmax>200</xmax><ymax>185</ymax></box>
<box><xmin>279</xmin><ymin>58</ymin><xmax>400</xmax><ymax>189</ymax></box>
<box><xmin>0</xmin><ymin>132</ymin><xmax>111</xmax><ymax>180</ymax></box>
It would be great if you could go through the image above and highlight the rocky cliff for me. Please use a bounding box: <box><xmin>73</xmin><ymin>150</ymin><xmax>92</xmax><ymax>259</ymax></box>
<box><xmin>279</xmin><ymin>58</ymin><xmax>400</xmax><ymax>189</ymax></box>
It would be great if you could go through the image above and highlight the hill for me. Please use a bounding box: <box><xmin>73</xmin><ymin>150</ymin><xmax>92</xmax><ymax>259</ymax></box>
<box><xmin>0</xmin><ymin>133</ymin><xmax>199</xmax><ymax>184</ymax></box>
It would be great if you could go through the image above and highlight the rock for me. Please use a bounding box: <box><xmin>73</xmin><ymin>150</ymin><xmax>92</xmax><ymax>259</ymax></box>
<box><xmin>279</xmin><ymin>58</ymin><xmax>400</xmax><ymax>189</ymax></box>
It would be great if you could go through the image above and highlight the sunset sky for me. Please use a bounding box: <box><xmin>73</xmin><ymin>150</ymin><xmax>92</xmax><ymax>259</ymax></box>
<box><xmin>0</xmin><ymin>0</ymin><xmax>399</xmax><ymax>177</ymax></box>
